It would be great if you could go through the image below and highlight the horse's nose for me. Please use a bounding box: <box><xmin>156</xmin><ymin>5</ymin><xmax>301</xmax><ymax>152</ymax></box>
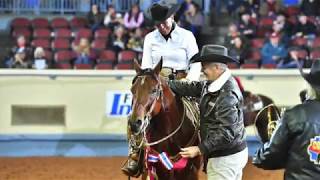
<box><xmin>129</xmin><ymin>119</ymin><xmax>143</xmax><ymax>134</ymax></box>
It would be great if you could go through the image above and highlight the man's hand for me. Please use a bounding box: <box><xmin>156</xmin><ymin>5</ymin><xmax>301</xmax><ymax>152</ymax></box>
<box><xmin>180</xmin><ymin>146</ymin><xmax>201</xmax><ymax>158</ymax></box>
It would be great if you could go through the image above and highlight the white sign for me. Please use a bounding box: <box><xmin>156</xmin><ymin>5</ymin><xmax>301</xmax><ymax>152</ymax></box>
<box><xmin>106</xmin><ymin>91</ymin><xmax>132</xmax><ymax>118</ymax></box>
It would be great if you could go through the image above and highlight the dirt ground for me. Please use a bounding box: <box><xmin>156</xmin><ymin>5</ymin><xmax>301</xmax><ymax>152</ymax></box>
<box><xmin>0</xmin><ymin>157</ymin><xmax>283</xmax><ymax>180</ymax></box>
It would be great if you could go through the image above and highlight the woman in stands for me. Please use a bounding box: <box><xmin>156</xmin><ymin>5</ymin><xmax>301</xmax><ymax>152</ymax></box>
<box><xmin>5</xmin><ymin>35</ymin><xmax>32</xmax><ymax>69</ymax></box>
<box><xmin>109</xmin><ymin>25</ymin><xmax>128</xmax><ymax>55</ymax></box>
<box><xmin>73</xmin><ymin>38</ymin><xmax>95</xmax><ymax>65</ymax></box>
<box><xmin>123</xmin><ymin>4</ymin><xmax>144</xmax><ymax>30</ymax></box>
<box><xmin>122</xmin><ymin>0</ymin><xmax>201</xmax><ymax>177</ymax></box>
<box><xmin>32</xmin><ymin>47</ymin><xmax>48</xmax><ymax>70</ymax></box>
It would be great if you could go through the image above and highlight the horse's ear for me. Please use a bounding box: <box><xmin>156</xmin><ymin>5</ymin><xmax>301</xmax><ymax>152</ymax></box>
<box><xmin>133</xmin><ymin>59</ymin><xmax>142</xmax><ymax>73</ymax></box>
<box><xmin>154</xmin><ymin>58</ymin><xmax>163</xmax><ymax>75</ymax></box>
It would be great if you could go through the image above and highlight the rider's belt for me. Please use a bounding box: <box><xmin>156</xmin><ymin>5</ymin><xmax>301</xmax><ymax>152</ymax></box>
<box><xmin>161</xmin><ymin>67</ymin><xmax>187</xmax><ymax>80</ymax></box>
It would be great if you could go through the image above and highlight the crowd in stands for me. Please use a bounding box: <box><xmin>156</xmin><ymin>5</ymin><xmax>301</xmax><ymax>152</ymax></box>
<box><xmin>3</xmin><ymin>1</ymin><xmax>204</xmax><ymax>70</ymax></box>
<box><xmin>4</xmin><ymin>0</ymin><xmax>320</xmax><ymax>70</ymax></box>
<box><xmin>223</xmin><ymin>0</ymin><xmax>320</xmax><ymax>69</ymax></box>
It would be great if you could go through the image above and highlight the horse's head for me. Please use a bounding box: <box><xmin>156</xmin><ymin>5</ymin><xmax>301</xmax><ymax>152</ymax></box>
<box><xmin>129</xmin><ymin>59</ymin><xmax>164</xmax><ymax>135</ymax></box>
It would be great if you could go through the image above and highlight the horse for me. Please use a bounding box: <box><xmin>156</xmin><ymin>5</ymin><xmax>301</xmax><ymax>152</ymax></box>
<box><xmin>128</xmin><ymin>59</ymin><xmax>201</xmax><ymax>180</ymax></box>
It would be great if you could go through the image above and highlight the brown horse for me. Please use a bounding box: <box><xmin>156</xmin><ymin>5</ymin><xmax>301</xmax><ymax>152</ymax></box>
<box><xmin>128</xmin><ymin>60</ymin><xmax>201</xmax><ymax>180</ymax></box>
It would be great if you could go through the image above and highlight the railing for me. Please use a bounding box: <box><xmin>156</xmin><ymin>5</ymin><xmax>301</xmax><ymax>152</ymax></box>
<box><xmin>0</xmin><ymin>0</ymin><xmax>139</xmax><ymax>14</ymax></box>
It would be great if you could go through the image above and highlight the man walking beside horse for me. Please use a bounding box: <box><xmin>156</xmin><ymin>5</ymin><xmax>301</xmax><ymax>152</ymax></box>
<box><xmin>169</xmin><ymin>45</ymin><xmax>248</xmax><ymax>180</ymax></box>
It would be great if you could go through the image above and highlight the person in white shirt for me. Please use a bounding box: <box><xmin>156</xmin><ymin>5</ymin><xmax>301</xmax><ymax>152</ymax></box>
<box><xmin>122</xmin><ymin>0</ymin><xmax>201</xmax><ymax>177</ymax></box>
<box><xmin>141</xmin><ymin>0</ymin><xmax>201</xmax><ymax>81</ymax></box>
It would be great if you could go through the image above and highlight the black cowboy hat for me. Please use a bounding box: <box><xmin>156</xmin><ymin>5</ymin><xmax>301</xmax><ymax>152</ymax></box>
<box><xmin>190</xmin><ymin>44</ymin><xmax>239</xmax><ymax>64</ymax></box>
<box><xmin>299</xmin><ymin>60</ymin><xmax>320</xmax><ymax>91</ymax></box>
<box><xmin>146</xmin><ymin>0</ymin><xmax>180</xmax><ymax>25</ymax></box>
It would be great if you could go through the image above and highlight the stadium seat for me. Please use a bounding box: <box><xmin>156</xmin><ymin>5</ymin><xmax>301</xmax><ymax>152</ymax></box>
<box><xmin>52</xmin><ymin>39</ymin><xmax>71</xmax><ymax>50</ymax></box>
<box><xmin>91</xmin><ymin>39</ymin><xmax>107</xmax><ymax>51</ymax></box>
<box><xmin>32</xmin><ymin>18</ymin><xmax>50</xmax><ymax>29</ymax></box>
<box><xmin>261</xmin><ymin>64</ymin><xmax>277</xmax><ymax>69</ymax></box>
<box><xmin>94</xmin><ymin>28</ymin><xmax>112</xmax><ymax>40</ymax></box>
<box><xmin>256</xmin><ymin>28</ymin><xmax>271</xmax><ymax>38</ymax></box>
<box><xmin>310</xmin><ymin>50</ymin><xmax>320</xmax><ymax>60</ymax></box>
<box><xmin>118</xmin><ymin>50</ymin><xmax>136</xmax><ymax>62</ymax></box>
<box><xmin>54</xmin><ymin>28</ymin><xmax>72</xmax><ymax>39</ymax></box>
<box><xmin>11</xmin><ymin>18</ymin><xmax>31</xmax><ymax>30</ymax></box>
<box><xmin>251</xmin><ymin>38</ymin><xmax>265</xmax><ymax>49</ymax></box>
<box><xmin>98</xmin><ymin>50</ymin><xmax>116</xmax><ymax>63</ymax></box>
<box><xmin>288</xmin><ymin>16</ymin><xmax>297</xmax><ymax>25</ymax></box>
<box><xmin>312</xmin><ymin>37</ymin><xmax>320</xmax><ymax>49</ymax></box>
<box><xmin>70</xmin><ymin>17</ymin><xmax>88</xmax><ymax>29</ymax></box>
<box><xmin>74</xmin><ymin>64</ymin><xmax>93</xmax><ymax>69</ymax></box>
<box><xmin>285</xmin><ymin>6</ymin><xmax>300</xmax><ymax>16</ymax></box>
<box><xmin>248</xmin><ymin>50</ymin><xmax>262</xmax><ymax>62</ymax></box>
<box><xmin>292</xmin><ymin>37</ymin><xmax>308</xmax><ymax>47</ymax></box>
<box><xmin>32</xmin><ymin>39</ymin><xmax>51</xmax><ymax>49</ymax></box>
<box><xmin>227</xmin><ymin>63</ymin><xmax>239</xmax><ymax>69</ymax></box>
<box><xmin>96</xmin><ymin>64</ymin><xmax>113</xmax><ymax>69</ymax></box>
<box><xmin>259</xmin><ymin>17</ymin><xmax>274</xmax><ymax>28</ymax></box>
<box><xmin>241</xmin><ymin>63</ymin><xmax>259</xmax><ymax>69</ymax></box>
<box><xmin>56</xmin><ymin>63</ymin><xmax>72</xmax><ymax>69</ymax></box>
<box><xmin>51</xmin><ymin>17</ymin><xmax>69</xmax><ymax>29</ymax></box>
<box><xmin>44</xmin><ymin>50</ymin><xmax>53</xmax><ymax>61</ymax></box>
<box><xmin>76</xmin><ymin>28</ymin><xmax>93</xmax><ymax>39</ymax></box>
<box><xmin>33</xmin><ymin>28</ymin><xmax>51</xmax><ymax>39</ymax></box>
<box><xmin>12</xmin><ymin>28</ymin><xmax>32</xmax><ymax>39</ymax></box>
<box><xmin>54</xmin><ymin>50</ymin><xmax>74</xmax><ymax>69</ymax></box>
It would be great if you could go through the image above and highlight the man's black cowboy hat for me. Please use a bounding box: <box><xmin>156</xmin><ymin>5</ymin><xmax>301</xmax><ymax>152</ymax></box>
<box><xmin>299</xmin><ymin>60</ymin><xmax>320</xmax><ymax>91</ymax></box>
<box><xmin>146</xmin><ymin>0</ymin><xmax>180</xmax><ymax>25</ymax></box>
<box><xmin>190</xmin><ymin>44</ymin><xmax>239</xmax><ymax>64</ymax></box>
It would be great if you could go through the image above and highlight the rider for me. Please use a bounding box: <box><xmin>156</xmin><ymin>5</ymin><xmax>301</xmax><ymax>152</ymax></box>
<box><xmin>122</xmin><ymin>0</ymin><xmax>201</xmax><ymax>177</ymax></box>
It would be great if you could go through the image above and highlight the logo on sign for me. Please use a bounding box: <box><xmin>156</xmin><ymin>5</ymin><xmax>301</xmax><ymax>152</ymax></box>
<box><xmin>106</xmin><ymin>91</ymin><xmax>132</xmax><ymax>117</ymax></box>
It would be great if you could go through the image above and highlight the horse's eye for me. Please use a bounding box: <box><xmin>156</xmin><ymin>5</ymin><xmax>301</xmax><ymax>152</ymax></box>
<box><xmin>151</xmin><ymin>89</ymin><xmax>157</xmax><ymax>94</ymax></box>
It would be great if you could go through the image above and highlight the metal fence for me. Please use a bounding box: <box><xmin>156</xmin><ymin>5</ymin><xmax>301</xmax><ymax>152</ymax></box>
<box><xmin>0</xmin><ymin>0</ymin><xmax>139</xmax><ymax>14</ymax></box>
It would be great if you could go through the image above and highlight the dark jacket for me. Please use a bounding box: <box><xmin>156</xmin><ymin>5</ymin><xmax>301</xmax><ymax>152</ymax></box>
<box><xmin>301</xmin><ymin>0</ymin><xmax>320</xmax><ymax>16</ymax></box>
<box><xmin>294</xmin><ymin>22</ymin><xmax>317</xmax><ymax>36</ymax></box>
<box><xmin>87</xmin><ymin>11</ymin><xmax>104</xmax><ymax>26</ymax></box>
<box><xmin>253</xmin><ymin>99</ymin><xmax>320</xmax><ymax>180</ymax></box>
<box><xmin>169</xmin><ymin>77</ymin><xmax>247</xmax><ymax>158</ymax></box>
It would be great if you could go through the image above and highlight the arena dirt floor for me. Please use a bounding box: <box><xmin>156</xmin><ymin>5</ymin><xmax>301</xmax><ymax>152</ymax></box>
<box><xmin>0</xmin><ymin>157</ymin><xmax>283</xmax><ymax>180</ymax></box>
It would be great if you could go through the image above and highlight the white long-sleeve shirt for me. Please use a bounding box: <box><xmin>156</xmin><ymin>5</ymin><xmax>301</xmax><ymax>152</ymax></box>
<box><xmin>141</xmin><ymin>25</ymin><xmax>201</xmax><ymax>81</ymax></box>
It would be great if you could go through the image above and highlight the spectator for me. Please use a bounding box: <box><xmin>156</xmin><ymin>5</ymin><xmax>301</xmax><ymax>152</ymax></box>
<box><xmin>87</xmin><ymin>4</ymin><xmax>104</xmax><ymax>31</ymax></box>
<box><xmin>259</xmin><ymin>0</ymin><xmax>279</xmax><ymax>17</ymax></box>
<box><xmin>109</xmin><ymin>26</ymin><xmax>128</xmax><ymax>54</ymax></box>
<box><xmin>184</xmin><ymin>2</ymin><xmax>204</xmax><ymax>39</ymax></box>
<box><xmin>5</xmin><ymin>35</ymin><xmax>32</xmax><ymax>69</ymax></box>
<box><xmin>73</xmin><ymin>38</ymin><xmax>95</xmax><ymax>65</ymax></box>
<box><xmin>104</xmin><ymin>4</ymin><xmax>123</xmax><ymax>30</ymax></box>
<box><xmin>124</xmin><ymin>4</ymin><xmax>144</xmax><ymax>30</ymax></box>
<box><xmin>272</xmin><ymin>21</ymin><xmax>290</xmax><ymax>46</ymax></box>
<box><xmin>32</xmin><ymin>47</ymin><xmax>48</xmax><ymax>69</ymax></box>
<box><xmin>229</xmin><ymin>36</ymin><xmax>250</xmax><ymax>64</ymax></box>
<box><xmin>174</xmin><ymin>0</ymin><xmax>193</xmax><ymax>23</ymax></box>
<box><xmin>261</xmin><ymin>33</ymin><xmax>288</xmax><ymax>65</ymax></box>
<box><xmin>300</xmin><ymin>0</ymin><xmax>320</xmax><ymax>17</ymax></box>
<box><xmin>127</xmin><ymin>28</ymin><xmax>143</xmax><ymax>53</ymax></box>
<box><xmin>240</xmin><ymin>0</ymin><xmax>260</xmax><ymax>17</ymax></box>
<box><xmin>238</xmin><ymin>12</ymin><xmax>256</xmax><ymax>39</ymax></box>
<box><xmin>293</xmin><ymin>14</ymin><xmax>317</xmax><ymax>41</ymax></box>
<box><xmin>275</xmin><ymin>14</ymin><xmax>294</xmax><ymax>37</ymax></box>
<box><xmin>224</xmin><ymin>23</ymin><xmax>247</xmax><ymax>48</ymax></box>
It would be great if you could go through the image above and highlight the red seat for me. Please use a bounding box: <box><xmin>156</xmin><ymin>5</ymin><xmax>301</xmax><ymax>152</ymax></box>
<box><xmin>292</xmin><ymin>37</ymin><xmax>308</xmax><ymax>46</ymax></box>
<box><xmin>310</xmin><ymin>50</ymin><xmax>320</xmax><ymax>60</ymax></box>
<box><xmin>32</xmin><ymin>18</ymin><xmax>50</xmax><ymax>29</ymax></box>
<box><xmin>94</xmin><ymin>28</ymin><xmax>112</xmax><ymax>40</ymax></box>
<box><xmin>248</xmin><ymin>50</ymin><xmax>262</xmax><ymax>62</ymax></box>
<box><xmin>118</xmin><ymin>50</ymin><xmax>137</xmax><ymax>62</ymax></box>
<box><xmin>32</xmin><ymin>39</ymin><xmax>51</xmax><ymax>49</ymax></box>
<box><xmin>33</xmin><ymin>28</ymin><xmax>51</xmax><ymax>39</ymax></box>
<box><xmin>56</xmin><ymin>63</ymin><xmax>72</xmax><ymax>69</ymax></box>
<box><xmin>251</xmin><ymin>38</ymin><xmax>265</xmax><ymax>49</ymax></box>
<box><xmin>76</xmin><ymin>28</ymin><xmax>93</xmax><ymax>39</ymax></box>
<box><xmin>52</xmin><ymin>39</ymin><xmax>70</xmax><ymax>50</ymax></box>
<box><xmin>54</xmin><ymin>50</ymin><xmax>74</xmax><ymax>62</ymax></box>
<box><xmin>288</xmin><ymin>16</ymin><xmax>298</xmax><ymax>25</ymax></box>
<box><xmin>11</xmin><ymin>18</ymin><xmax>31</xmax><ymax>30</ymax></box>
<box><xmin>296</xmin><ymin>49</ymin><xmax>309</xmax><ymax>59</ymax></box>
<box><xmin>70</xmin><ymin>17</ymin><xmax>87</xmax><ymax>29</ymax></box>
<box><xmin>259</xmin><ymin>17</ymin><xmax>274</xmax><ymax>28</ymax></box>
<box><xmin>241</xmin><ymin>63</ymin><xmax>259</xmax><ymax>69</ymax></box>
<box><xmin>227</xmin><ymin>63</ymin><xmax>239</xmax><ymax>69</ymax></box>
<box><xmin>98</xmin><ymin>50</ymin><xmax>116</xmax><ymax>63</ymax></box>
<box><xmin>54</xmin><ymin>28</ymin><xmax>72</xmax><ymax>39</ymax></box>
<box><xmin>256</xmin><ymin>28</ymin><xmax>272</xmax><ymax>38</ymax></box>
<box><xmin>285</xmin><ymin>6</ymin><xmax>300</xmax><ymax>16</ymax></box>
<box><xmin>312</xmin><ymin>37</ymin><xmax>320</xmax><ymax>49</ymax></box>
<box><xmin>96</xmin><ymin>64</ymin><xmax>113</xmax><ymax>69</ymax></box>
<box><xmin>44</xmin><ymin>50</ymin><xmax>53</xmax><ymax>61</ymax></box>
<box><xmin>74</xmin><ymin>64</ymin><xmax>93</xmax><ymax>69</ymax></box>
<box><xmin>51</xmin><ymin>17</ymin><xmax>69</xmax><ymax>29</ymax></box>
<box><xmin>91</xmin><ymin>39</ymin><xmax>107</xmax><ymax>51</ymax></box>
<box><xmin>261</xmin><ymin>64</ymin><xmax>277</xmax><ymax>69</ymax></box>
<box><xmin>117</xmin><ymin>62</ymin><xmax>134</xmax><ymax>69</ymax></box>
<box><xmin>12</xmin><ymin>28</ymin><xmax>32</xmax><ymax>39</ymax></box>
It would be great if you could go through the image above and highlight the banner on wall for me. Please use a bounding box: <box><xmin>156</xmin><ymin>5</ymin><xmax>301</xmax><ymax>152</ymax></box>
<box><xmin>106</xmin><ymin>91</ymin><xmax>132</xmax><ymax>118</ymax></box>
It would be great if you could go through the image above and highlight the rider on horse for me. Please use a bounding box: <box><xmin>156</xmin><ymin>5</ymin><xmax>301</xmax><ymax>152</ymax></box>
<box><xmin>122</xmin><ymin>0</ymin><xmax>201</xmax><ymax>177</ymax></box>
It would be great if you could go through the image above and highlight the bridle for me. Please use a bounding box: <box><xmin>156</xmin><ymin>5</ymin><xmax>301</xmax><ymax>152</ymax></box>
<box><xmin>131</xmin><ymin>72</ymin><xmax>186</xmax><ymax>148</ymax></box>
